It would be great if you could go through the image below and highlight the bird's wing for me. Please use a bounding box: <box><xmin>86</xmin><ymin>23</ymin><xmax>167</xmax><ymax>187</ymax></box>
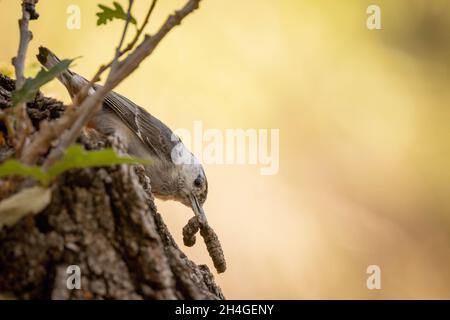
<box><xmin>100</xmin><ymin>88</ymin><xmax>180</xmax><ymax>162</ymax></box>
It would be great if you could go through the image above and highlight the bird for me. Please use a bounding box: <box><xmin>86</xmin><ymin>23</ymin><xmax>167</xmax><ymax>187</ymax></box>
<box><xmin>36</xmin><ymin>47</ymin><xmax>208</xmax><ymax>224</ymax></box>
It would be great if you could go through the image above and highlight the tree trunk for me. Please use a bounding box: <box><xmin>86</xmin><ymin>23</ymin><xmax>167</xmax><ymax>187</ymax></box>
<box><xmin>0</xmin><ymin>74</ymin><xmax>224</xmax><ymax>300</ymax></box>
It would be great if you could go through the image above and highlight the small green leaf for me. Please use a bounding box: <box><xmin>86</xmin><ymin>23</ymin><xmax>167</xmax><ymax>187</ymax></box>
<box><xmin>47</xmin><ymin>144</ymin><xmax>150</xmax><ymax>180</ymax></box>
<box><xmin>12</xmin><ymin>59</ymin><xmax>74</xmax><ymax>106</ymax></box>
<box><xmin>96</xmin><ymin>1</ymin><xmax>137</xmax><ymax>26</ymax></box>
<box><xmin>0</xmin><ymin>160</ymin><xmax>49</xmax><ymax>185</ymax></box>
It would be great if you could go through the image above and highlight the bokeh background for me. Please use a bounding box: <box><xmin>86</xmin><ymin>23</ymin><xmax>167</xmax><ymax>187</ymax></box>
<box><xmin>1</xmin><ymin>0</ymin><xmax>449</xmax><ymax>299</ymax></box>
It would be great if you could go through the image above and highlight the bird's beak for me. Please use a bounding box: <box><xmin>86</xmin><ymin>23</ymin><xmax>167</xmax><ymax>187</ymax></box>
<box><xmin>190</xmin><ymin>195</ymin><xmax>207</xmax><ymax>225</ymax></box>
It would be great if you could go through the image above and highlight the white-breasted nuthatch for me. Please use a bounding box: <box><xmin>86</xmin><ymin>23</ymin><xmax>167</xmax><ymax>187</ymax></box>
<box><xmin>37</xmin><ymin>47</ymin><xmax>208</xmax><ymax>224</ymax></box>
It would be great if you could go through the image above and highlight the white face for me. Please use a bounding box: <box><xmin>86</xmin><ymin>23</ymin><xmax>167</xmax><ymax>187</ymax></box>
<box><xmin>170</xmin><ymin>143</ymin><xmax>209</xmax><ymax>223</ymax></box>
<box><xmin>175</xmin><ymin>160</ymin><xmax>208</xmax><ymax>225</ymax></box>
<box><xmin>180</xmin><ymin>161</ymin><xmax>208</xmax><ymax>205</ymax></box>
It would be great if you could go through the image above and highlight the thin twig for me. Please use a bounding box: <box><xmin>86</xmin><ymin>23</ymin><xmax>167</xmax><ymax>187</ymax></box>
<box><xmin>14</xmin><ymin>5</ymin><xmax>31</xmax><ymax>88</ymax></box>
<box><xmin>12</xmin><ymin>0</ymin><xmax>39</xmax><ymax>156</ymax></box>
<box><xmin>88</xmin><ymin>0</ymin><xmax>159</xmax><ymax>86</ymax></box>
<box><xmin>111</xmin><ymin>0</ymin><xmax>135</xmax><ymax>73</ymax></box>
<box><xmin>72</xmin><ymin>0</ymin><xmax>157</xmax><ymax>109</ymax></box>
<box><xmin>42</xmin><ymin>86</ymin><xmax>109</xmax><ymax>168</ymax></box>
<box><xmin>105</xmin><ymin>0</ymin><xmax>202</xmax><ymax>90</ymax></box>
<box><xmin>14</xmin><ymin>0</ymin><xmax>39</xmax><ymax>88</ymax></box>
<box><xmin>121</xmin><ymin>0</ymin><xmax>158</xmax><ymax>57</ymax></box>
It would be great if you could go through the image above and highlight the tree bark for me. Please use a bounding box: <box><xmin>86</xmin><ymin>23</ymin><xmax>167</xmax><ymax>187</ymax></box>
<box><xmin>0</xmin><ymin>74</ymin><xmax>224</xmax><ymax>300</ymax></box>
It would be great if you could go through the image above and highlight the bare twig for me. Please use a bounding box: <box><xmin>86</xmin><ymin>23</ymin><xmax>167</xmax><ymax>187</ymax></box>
<box><xmin>72</xmin><ymin>0</ymin><xmax>157</xmax><ymax>112</ymax></box>
<box><xmin>120</xmin><ymin>0</ymin><xmax>158</xmax><ymax>58</ymax></box>
<box><xmin>13</xmin><ymin>0</ymin><xmax>224</xmax><ymax>274</ymax></box>
<box><xmin>71</xmin><ymin>0</ymin><xmax>136</xmax><ymax>109</ymax></box>
<box><xmin>87</xmin><ymin>0</ymin><xmax>159</xmax><ymax>86</ymax></box>
<box><xmin>42</xmin><ymin>86</ymin><xmax>110</xmax><ymax>168</ymax></box>
<box><xmin>14</xmin><ymin>0</ymin><xmax>39</xmax><ymax>88</ymax></box>
<box><xmin>12</xmin><ymin>0</ymin><xmax>39</xmax><ymax>156</ymax></box>
<box><xmin>14</xmin><ymin>7</ymin><xmax>30</xmax><ymax>88</ymax></box>
<box><xmin>106</xmin><ymin>0</ymin><xmax>202</xmax><ymax>90</ymax></box>
<box><xmin>111</xmin><ymin>0</ymin><xmax>135</xmax><ymax>72</ymax></box>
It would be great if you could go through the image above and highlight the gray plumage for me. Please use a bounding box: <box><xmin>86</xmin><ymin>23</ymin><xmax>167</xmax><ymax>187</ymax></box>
<box><xmin>37</xmin><ymin>47</ymin><xmax>208</xmax><ymax>223</ymax></box>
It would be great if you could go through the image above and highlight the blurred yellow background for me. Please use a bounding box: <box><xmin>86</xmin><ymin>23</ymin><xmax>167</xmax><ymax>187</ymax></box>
<box><xmin>1</xmin><ymin>0</ymin><xmax>449</xmax><ymax>299</ymax></box>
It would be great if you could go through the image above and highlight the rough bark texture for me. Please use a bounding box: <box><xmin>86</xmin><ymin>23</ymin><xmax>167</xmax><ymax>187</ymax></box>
<box><xmin>0</xmin><ymin>75</ymin><xmax>224</xmax><ymax>300</ymax></box>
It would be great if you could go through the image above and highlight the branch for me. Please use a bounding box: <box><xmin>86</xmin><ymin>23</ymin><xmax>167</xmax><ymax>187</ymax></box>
<box><xmin>106</xmin><ymin>0</ymin><xmax>201</xmax><ymax>89</ymax></box>
<box><xmin>12</xmin><ymin>0</ymin><xmax>39</xmax><ymax>156</ymax></box>
<box><xmin>14</xmin><ymin>2</ymin><xmax>32</xmax><ymax>88</ymax></box>
<box><xmin>42</xmin><ymin>87</ymin><xmax>109</xmax><ymax>168</ymax></box>
<box><xmin>68</xmin><ymin>0</ymin><xmax>136</xmax><ymax>114</ymax></box>
<box><xmin>120</xmin><ymin>0</ymin><xmax>158</xmax><ymax>59</ymax></box>
<box><xmin>20</xmin><ymin>107</ymin><xmax>77</xmax><ymax>165</ymax></box>
<box><xmin>78</xmin><ymin>0</ymin><xmax>158</xmax><ymax>97</ymax></box>
<box><xmin>14</xmin><ymin>0</ymin><xmax>39</xmax><ymax>88</ymax></box>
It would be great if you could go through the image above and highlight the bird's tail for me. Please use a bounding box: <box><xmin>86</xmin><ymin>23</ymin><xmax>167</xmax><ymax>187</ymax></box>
<box><xmin>36</xmin><ymin>46</ymin><xmax>88</xmax><ymax>97</ymax></box>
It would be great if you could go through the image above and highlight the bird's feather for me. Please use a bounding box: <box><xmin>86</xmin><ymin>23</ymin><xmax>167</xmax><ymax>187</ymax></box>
<box><xmin>100</xmin><ymin>88</ymin><xmax>180</xmax><ymax>163</ymax></box>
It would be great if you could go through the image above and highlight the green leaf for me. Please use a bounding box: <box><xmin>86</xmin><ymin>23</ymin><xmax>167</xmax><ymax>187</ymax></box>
<box><xmin>0</xmin><ymin>160</ymin><xmax>49</xmax><ymax>185</ymax></box>
<box><xmin>47</xmin><ymin>144</ymin><xmax>150</xmax><ymax>180</ymax></box>
<box><xmin>12</xmin><ymin>59</ymin><xmax>74</xmax><ymax>106</ymax></box>
<box><xmin>96</xmin><ymin>1</ymin><xmax>137</xmax><ymax>26</ymax></box>
<box><xmin>0</xmin><ymin>144</ymin><xmax>150</xmax><ymax>186</ymax></box>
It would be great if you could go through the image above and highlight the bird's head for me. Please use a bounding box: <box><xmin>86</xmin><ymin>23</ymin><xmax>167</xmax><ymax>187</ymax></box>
<box><xmin>168</xmin><ymin>140</ymin><xmax>209</xmax><ymax>224</ymax></box>
<box><xmin>177</xmin><ymin>160</ymin><xmax>208</xmax><ymax>224</ymax></box>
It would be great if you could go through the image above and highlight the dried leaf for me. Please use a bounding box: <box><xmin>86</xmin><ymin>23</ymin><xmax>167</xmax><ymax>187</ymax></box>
<box><xmin>0</xmin><ymin>186</ymin><xmax>51</xmax><ymax>228</ymax></box>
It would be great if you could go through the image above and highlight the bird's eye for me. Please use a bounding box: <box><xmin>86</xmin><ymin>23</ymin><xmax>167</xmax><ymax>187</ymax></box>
<box><xmin>194</xmin><ymin>176</ymin><xmax>203</xmax><ymax>188</ymax></box>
